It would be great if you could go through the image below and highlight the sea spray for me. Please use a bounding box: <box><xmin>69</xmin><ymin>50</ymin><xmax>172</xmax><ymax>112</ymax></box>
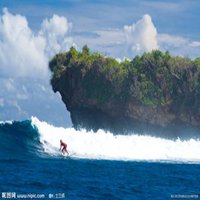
<box><xmin>31</xmin><ymin>117</ymin><xmax>200</xmax><ymax>163</ymax></box>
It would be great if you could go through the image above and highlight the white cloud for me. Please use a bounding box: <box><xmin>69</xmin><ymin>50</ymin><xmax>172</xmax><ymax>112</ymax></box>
<box><xmin>73</xmin><ymin>15</ymin><xmax>160</xmax><ymax>58</ymax></box>
<box><xmin>4</xmin><ymin>78</ymin><xmax>15</xmax><ymax>92</ymax></box>
<box><xmin>40</xmin><ymin>14</ymin><xmax>74</xmax><ymax>58</ymax></box>
<box><xmin>157</xmin><ymin>34</ymin><xmax>200</xmax><ymax>57</ymax></box>
<box><xmin>189</xmin><ymin>41</ymin><xmax>200</xmax><ymax>47</ymax></box>
<box><xmin>0</xmin><ymin>8</ymin><xmax>74</xmax><ymax>78</ymax></box>
<box><xmin>124</xmin><ymin>14</ymin><xmax>158</xmax><ymax>55</ymax></box>
<box><xmin>158</xmin><ymin>34</ymin><xmax>188</xmax><ymax>47</ymax></box>
<box><xmin>0</xmin><ymin>9</ymin><xmax>199</xmax><ymax>80</ymax></box>
<box><xmin>80</xmin><ymin>14</ymin><xmax>200</xmax><ymax>59</ymax></box>
<box><xmin>41</xmin><ymin>14</ymin><xmax>70</xmax><ymax>36</ymax></box>
<box><xmin>94</xmin><ymin>30</ymin><xmax>124</xmax><ymax>46</ymax></box>
<box><xmin>73</xmin><ymin>14</ymin><xmax>159</xmax><ymax>58</ymax></box>
<box><xmin>0</xmin><ymin>8</ymin><xmax>47</xmax><ymax>77</ymax></box>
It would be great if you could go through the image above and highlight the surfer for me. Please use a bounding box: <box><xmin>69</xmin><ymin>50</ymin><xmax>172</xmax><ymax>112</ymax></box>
<box><xmin>59</xmin><ymin>140</ymin><xmax>69</xmax><ymax>155</ymax></box>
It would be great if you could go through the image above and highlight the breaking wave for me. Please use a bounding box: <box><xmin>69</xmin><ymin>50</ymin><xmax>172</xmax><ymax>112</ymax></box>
<box><xmin>1</xmin><ymin>116</ymin><xmax>200</xmax><ymax>163</ymax></box>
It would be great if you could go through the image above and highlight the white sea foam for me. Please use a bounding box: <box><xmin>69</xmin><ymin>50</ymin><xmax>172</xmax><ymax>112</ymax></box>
<box><xmin>31</xmin><ymin>116</ymin><xmax>200</xmax><ymax>163</ymax></box>
<box><xmin>0</xmin><ymin>120</ymin><xmax>13</xmax><ymax>124</ymax></box>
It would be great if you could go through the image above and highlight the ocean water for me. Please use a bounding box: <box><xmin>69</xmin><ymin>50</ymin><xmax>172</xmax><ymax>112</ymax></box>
<box><xmin>0</xmin><ymin>117</ymin><xmax>200</xmax><ymax>199</ymax></box>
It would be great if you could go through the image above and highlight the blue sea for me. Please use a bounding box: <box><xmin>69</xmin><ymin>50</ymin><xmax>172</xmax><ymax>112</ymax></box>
<box><xmin>1</xmin><ymin>117</ymin><xmax>200</xmax><ymax>200</ymax></box>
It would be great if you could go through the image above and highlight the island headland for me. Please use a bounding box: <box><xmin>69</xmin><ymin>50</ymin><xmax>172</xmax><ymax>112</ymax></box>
<box><xmin>49</xmin><ymin>46</ymin><xmax>200</xmax><ymax>138</ymax></box>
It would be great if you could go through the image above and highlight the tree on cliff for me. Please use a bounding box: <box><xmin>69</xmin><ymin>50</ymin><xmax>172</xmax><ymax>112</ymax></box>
<box><xmin>49</xmin><ymin>47</ymin><xmax>200</xmax><ymax>109</ymax></box>
<box><xmin>49</xmin><ymin>46</ymin><xmax>200</xmax><ymax>134</ymax></box>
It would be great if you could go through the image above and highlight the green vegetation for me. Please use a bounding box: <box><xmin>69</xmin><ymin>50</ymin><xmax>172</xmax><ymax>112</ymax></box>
<box><xmin>49</xmin><ymin>46</ymin><xmax>200</xmax><ymax>110</ymax></box>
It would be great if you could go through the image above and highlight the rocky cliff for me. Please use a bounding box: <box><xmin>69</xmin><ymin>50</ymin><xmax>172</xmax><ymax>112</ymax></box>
<box><xmin>49</xmin><ymin>46</ymin><xmax>200</xmax><ymax>138</ymax></box>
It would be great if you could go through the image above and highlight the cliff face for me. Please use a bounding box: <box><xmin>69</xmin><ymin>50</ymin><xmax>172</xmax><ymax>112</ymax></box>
<box><xmin>49</xmin><ymin>47</ymin><xmax>200</xmax><ymax>137</ymax></box>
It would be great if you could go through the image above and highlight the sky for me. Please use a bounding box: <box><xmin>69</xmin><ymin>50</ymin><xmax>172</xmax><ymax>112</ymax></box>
<box><xmin>0</xmin><ymin>0</ymin><xmax>199</xmax><ymax>127</ymax></box>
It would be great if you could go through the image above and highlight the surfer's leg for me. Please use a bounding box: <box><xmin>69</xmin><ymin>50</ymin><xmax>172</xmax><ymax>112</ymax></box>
<box><xmin>64</xmin><ymin>148</ymin><xmax>69</xmax><ymax>155</ymax></box>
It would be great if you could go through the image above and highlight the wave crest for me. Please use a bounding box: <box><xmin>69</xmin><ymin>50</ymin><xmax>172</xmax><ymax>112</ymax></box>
<box><xmin>1</xmin><ymin>117</ymin><xmax>200</xmax><ymax>163</ymax></box>
<box><xmin>31</xmin><ymin>117</ymin><xmax>200</xmax><ymax>163</ymax></box>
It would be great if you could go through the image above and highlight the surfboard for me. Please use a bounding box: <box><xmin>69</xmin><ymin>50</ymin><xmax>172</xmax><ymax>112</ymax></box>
<box><xmin>61</xmin><ymin>152</ymin><xmax>77</xmax><ymax>158</ymax></box>
<box><xmin>61</xmin><ymin>152</ymin><xmax>69</xmax><ymax>157</ymax></box>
